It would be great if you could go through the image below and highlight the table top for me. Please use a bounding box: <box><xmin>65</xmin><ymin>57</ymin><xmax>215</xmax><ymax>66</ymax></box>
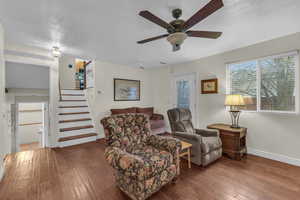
<box><xmin>207</xmin><ymin>123</ymin><xmax>247</xmax><ymax>133</ymax></box>
<box><xmin>181</xmin><ymin>141</ymin><xmax>192</xmax><ymax>150</ymax></box>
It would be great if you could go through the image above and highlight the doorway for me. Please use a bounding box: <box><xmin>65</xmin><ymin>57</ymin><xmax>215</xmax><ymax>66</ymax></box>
<box><xmin>75</xmin><ymin>59</ymin><xmax>92</xmax><ymax>90</ymax></box>
<box><xmin>16</xmin><ymin>102</ymin><xmax>49</xmax><ymax>152</ymax></box>
<box><xmin>172</xmin><ymin>73</ymin><xmax>197</xmax><ymax>125</ymax></box>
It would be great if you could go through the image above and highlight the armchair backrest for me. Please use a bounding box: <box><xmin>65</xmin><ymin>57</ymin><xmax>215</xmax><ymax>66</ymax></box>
<box><xmin>101</xmin><ymin>114</ymin><xmax>151</xmax><ymax>150</ymax></box>
<box><xmin>167</xmin><ymin>108</ymin><xmax>194</xmax><ymax>134</ymax></box>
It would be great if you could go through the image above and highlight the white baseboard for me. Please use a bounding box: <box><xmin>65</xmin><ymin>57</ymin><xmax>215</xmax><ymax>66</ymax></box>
<box><xmin>248</xmin><ymin>148</ymin><xmax>300</xmax><ymax>167</ymax></box>
<box><xmin>0</xmin><ymin>164</ymin><xmax>4</xmax><ymax>181</ymax></box>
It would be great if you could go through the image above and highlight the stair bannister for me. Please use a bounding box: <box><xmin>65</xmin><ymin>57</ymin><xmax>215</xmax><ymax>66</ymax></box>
<box><xmin>59</xmin><ymin>79</ymin><xmax>62</xmax><ymax>101</ymax></box>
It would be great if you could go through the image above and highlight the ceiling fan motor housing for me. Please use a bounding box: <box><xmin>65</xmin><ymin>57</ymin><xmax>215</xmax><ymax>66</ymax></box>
<box><xmin>172</xmin><ymin>8</ymin><xmax>182</xmax><ymax>19</ymax></box>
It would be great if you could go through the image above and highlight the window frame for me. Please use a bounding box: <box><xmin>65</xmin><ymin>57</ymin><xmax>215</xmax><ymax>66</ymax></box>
<box><xmin>226</xmin><ymin>51</ymin><xmax>299</xmax><ymax>114</ymax></box>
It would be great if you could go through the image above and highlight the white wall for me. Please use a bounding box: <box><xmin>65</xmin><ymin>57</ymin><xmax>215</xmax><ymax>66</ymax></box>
<box><xmin>150</xmin><ymin>33</ymin><xmax>300</xmax><ymax>165</ymax></box>
<box><xmin>6</xmin><ymin>62</ymin><xmax>49</xmax><ymax>89</ymax></box>
<box><xmin>59</xmin><ymin>56</ymin><xmax>76</xmax><ymax>89</ymax></box>
<box><xmin>0</xmin><ymin>23</ymin><xmax>9</xmax><ymax>180</ymax></box>
<box><xmin>18</xmin><ymin>103</ymin><xmax>43</xmax><ymax>145</ymax></box>
<box><xmin>85</xmin><ymin>61</ymin><xmax>154</xmax><ymax>138</ymax></box>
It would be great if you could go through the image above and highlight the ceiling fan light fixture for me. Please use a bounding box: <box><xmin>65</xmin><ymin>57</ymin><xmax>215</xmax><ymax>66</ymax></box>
<box><xmin>167</xmin><ymin>32</ymin><xmax>187</xmax><ymax>51</ymax></box>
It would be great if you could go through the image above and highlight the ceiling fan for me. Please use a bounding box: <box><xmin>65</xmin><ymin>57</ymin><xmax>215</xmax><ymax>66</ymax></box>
<box><xmin>137</xmin><ymin>0</ymin><xmax>224</xmax><ymax>51</ymax></box>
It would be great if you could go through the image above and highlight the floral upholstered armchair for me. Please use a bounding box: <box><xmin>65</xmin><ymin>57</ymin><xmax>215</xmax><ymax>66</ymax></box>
<box><xmin>101</xmin><ymin>114</ymin><xmax>181</xmax><ymax>200</ymax></box>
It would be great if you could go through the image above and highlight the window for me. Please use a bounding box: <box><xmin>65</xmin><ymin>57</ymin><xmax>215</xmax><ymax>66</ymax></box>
<box><xmin>176</xmin><ymin>80</ymin><xmax>190</xmax><ymax>109</ymax></box>
<box><xmin>227</xmin><ymin>51</ymin><xmax>299</xmax><ymax>113</ymax></box>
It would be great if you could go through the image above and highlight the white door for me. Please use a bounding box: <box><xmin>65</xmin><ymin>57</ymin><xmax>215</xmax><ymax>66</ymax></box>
<box><xmin>173</xmin><ymin>74</ymin><xmax>197</xmax><ymax>125</ymax></box>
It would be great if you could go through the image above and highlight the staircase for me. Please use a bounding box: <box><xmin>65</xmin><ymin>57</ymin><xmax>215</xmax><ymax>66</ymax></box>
<box><xmin>58</xmin><ymin>89</ymin><xmax>97</xmax><ymax>147</ymax></box>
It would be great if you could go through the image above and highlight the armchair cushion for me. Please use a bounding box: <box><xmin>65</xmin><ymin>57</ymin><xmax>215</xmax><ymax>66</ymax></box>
<box><xmin>147</xmin><ymin>135</ymin><xmax>181</xmax><ymax>159</ymax></box>
<box><xmin>105</xmin><ymin>146</ymin><xmax>174</xmax><ymax>181</ymax></box>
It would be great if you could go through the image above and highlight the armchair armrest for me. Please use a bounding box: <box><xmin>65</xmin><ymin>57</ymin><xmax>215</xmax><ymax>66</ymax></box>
<box><xmin>147</xmin><ymin>135</ymin><xmax>181</xmax><ymax>161</ymax></box>
<box><xmin>174</xmin><ymin>131</ymin><xmax>202</xmax><ymax>142</ymax></box>
<box><xmin>150</xmin><ymin>113</ymin><xmax>164</xmax><ymax>120</ymax></box>
<box><xmin>195</xmin><ymin>129</ymin><xmax>219</xmax><ymax>137</ymax></box>
<box><xmin>104</xmin><ymin>147</ymin><xmax>144</xmax><ymax>175</ymax></box>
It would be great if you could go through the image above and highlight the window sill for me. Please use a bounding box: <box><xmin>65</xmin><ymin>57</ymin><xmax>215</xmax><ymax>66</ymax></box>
<box><xmin>241</xmin><ymin>110</ymin><xmax>299</xmax><ymax>115</ymax></box>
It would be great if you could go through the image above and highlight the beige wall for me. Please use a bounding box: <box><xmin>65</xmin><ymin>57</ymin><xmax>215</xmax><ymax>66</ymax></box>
<box><xmin>85</xmin><ymin>61</ymin><xmax>154</xmax><ymax>138</ymax></box>
<box><xmin>150</xmin><ymin>33</ymin><xmax>300</xmax><ymax>164</ymax></box>
<box><xmin>59</xmin><ymin>56</ymin><xmax>76</xmax><ymax>89</ymax></box>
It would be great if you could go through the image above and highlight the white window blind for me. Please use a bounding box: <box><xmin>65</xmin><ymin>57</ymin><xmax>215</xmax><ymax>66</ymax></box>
<box><xmin>227</xmin><ymin>51</ymin><xmax>299</xmax><ymax>113</ymax></box>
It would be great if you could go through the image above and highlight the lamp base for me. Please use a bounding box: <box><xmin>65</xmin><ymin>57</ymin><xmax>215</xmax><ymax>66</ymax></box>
<box><xmin>230</xmin><ymin>125</ymin><xmax>241</xmax><ymax>129</ymax></box>
<box><xmin>229</xmin><ymin>110</ymin><xmax>241</xmax><ymax>129</ymax></box>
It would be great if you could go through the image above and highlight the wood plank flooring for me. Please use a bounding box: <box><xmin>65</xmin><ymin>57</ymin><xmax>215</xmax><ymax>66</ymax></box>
<box><xmin>1</xmin><ymin>140</ymin><xmax>300</xmax><ymax>200</ymax></box>
<box><xmin>20</xmin><ymin>142</ymin><xmax>40</xmax><ymax>151</ymax></box>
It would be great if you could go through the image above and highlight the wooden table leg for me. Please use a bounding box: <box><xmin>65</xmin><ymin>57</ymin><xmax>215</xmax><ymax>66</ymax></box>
<box><xmin>187</xmin><ymin>148</ymin><xmax>191</xmax><ymax>168</ymax></box>
<box><xmin>177</xmin><ymin>150</ymin><xmax>180</xmax><ymax>175</ymax></box>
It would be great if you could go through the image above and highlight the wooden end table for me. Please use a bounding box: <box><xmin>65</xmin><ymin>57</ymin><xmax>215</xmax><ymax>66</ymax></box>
<box><xmin>179</xmin><ymin>141</ymin><xmax>192</xmax><ymax>171</ymax></box>
<box><xmin>207</xmin><ymin>123</ymin><xmax>247</xmax><ymax>160</ymax></box>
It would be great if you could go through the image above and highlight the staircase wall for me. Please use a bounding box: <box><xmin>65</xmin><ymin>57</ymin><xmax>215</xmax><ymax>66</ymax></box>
<box><xmin>59</xmin><ymin>56</ymin><xmax>76</xmax><ymax>89</ymax></box>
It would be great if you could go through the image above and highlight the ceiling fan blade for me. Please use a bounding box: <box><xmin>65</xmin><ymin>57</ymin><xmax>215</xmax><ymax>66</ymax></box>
<box><xmin>187</xmin><ymin>31</ymin><xmax>222</xmax><ymax>39</ymax></box>
<box><xmin>137</xmin><ymin>34</ymin><xmax>169</xmax><ymax>44</ymax></box>
<box><xmin>139</xmin><ymin>10</ymin><xmax>175</xmax><ymax>31</ymax></box>
<box><xmin>183</xmin><ymin>0</ymin><xmax>224</xmax><ymax>31</ymax></box>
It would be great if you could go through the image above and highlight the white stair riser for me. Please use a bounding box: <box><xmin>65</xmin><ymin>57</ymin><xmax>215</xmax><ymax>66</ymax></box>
<box><xmin>59</xmin><ymin>101</ymin><xmax>87</xmax><ymax>107</ymax></box>
<box><xmin>61</xmin><ymin>96</ymin><xmax>86</xmax><ymax>101</ymax></box>
<box><xmin>60</xmin><ymin>128</ymin><xmax>96</xmax><ymax>138</ymax></box>
<box><xmin>61</xmin><ymin>90</ymin><xmax>84</xmax><ymax>95</ymax></box>
<box><xmin>59</xmin><ymin>114</ymin><xmax>90</xmax><ymax>121</ymax></box>
<box><xmin>59</xmin><ymin>136</ymin><xmax>97</xmax><ymax>148</ymax></box>
<box><xmin>59</xmin><ymin>120</ymin><xmax>93</xmax><ymax>129</ymax></box>
<box><xmin>59</xmin><ymin>107</ymin><xmax>89</xmax><ymax>113</ymax></box>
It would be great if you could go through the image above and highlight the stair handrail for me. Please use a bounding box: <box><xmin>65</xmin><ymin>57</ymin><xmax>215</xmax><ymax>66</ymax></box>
<box><xmin>59</xmin><ymin>79</ymin><xmax>62</xmax><ymax>101</ymax></box>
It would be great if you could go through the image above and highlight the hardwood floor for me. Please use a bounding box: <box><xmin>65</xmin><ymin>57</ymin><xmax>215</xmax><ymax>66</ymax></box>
<box><xmin>1</xmin><ymin>140</ymin><xmax>300</xmax><ymax>200</ymax></box>
<box><xmin>20</xmin><ymin>142</ymin><xmax>40</xmax><ymax>151</ymax></box>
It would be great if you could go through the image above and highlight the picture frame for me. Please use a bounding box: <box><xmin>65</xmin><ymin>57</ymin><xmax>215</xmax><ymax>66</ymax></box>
<box><xmin>114</xmin><ymin>78</ymin><xmax>141</xmax><ymax>101</ymax></box>
<box><xmin>201</xmin><ymin>78</ymin><xmax>218</xmax><ymax>94</ymax></box>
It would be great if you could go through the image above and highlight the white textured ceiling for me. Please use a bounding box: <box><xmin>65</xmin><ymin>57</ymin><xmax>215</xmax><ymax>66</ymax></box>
<box><xmin>0</xmin><ymin>0</ymin><xmax>300</xmax><ymax>68</ymax></box>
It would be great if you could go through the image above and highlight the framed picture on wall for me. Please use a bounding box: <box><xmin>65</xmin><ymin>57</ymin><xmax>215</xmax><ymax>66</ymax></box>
<box><xmin>201</xmin><ymin>78</ymin><xmax>218</xmax><ymax>94</ymax></box>
<box><xmin>114</xmin><ymin>78</ymin><xmax>140</xmax><ymax>101</ymax></box>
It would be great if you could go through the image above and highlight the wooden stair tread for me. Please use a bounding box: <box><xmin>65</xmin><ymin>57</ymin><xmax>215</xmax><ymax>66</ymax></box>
<box><xmin>59</xmin><ymin>106</ymin><xmax>88</xmax><ymax>108</ymax></box>
<box><xmin>61</xmin><ymin>89</ymin><xmax>82</xmax><ymax>90</ymax></box>
<box><xmin>59</xmin><ymin>112</ymin><xmax>89</xmax><ymax>115</ymax></box>
<box><xmin>58</xmin><ymin>133</ymin><xmax>97</xmax><ymax>142</ymax></box>
<box><xmin>59</xmin><ymin>118</ymin><xmax>92</xmax><ymax>123</ymax></box>
<box><xmin>61</xmin><ymin>94</ymin><xmax>84</xmax><ymax>96</ymax></box>
<box><xmin>60</xmin><ymin>100</ymin><xmax>86</xmax><ymax>102</ymax></box>
<box><xmin>60</xmin><ymin>125</ymin><xmax>94</xmax><ymax>132</ymax></box>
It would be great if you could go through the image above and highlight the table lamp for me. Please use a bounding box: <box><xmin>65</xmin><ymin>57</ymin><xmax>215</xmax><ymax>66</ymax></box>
<box><xmin>225</xmin><ymin>94</ymin><xmax>245</xmax><ymax>128</ymax></box>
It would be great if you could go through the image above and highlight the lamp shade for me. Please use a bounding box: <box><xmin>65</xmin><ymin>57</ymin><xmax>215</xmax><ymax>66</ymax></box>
<box><xmin>225</xmin><ymin>95</ymin><xmax>245</xmax><ymax>106</ymax></box>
